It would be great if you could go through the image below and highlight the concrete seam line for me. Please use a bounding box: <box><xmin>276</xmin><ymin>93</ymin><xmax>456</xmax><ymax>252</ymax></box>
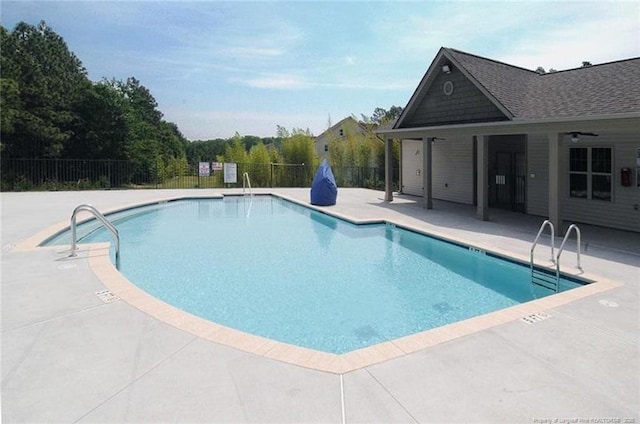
<box><xmin>340</xmin><ymin>373</ymin><xmax>346</xmax><ymax>424</ymax></box>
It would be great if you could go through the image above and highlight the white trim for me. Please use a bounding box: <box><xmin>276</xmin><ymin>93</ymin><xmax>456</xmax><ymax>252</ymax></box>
<box><xmin>379</xmin><ymin>113</ymin><xmax>640</xmax><ymax>138</ymax></box>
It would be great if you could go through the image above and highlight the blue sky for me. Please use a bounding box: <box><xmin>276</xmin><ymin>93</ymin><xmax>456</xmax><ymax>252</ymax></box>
<box><xmin>2</xmin><ymin>1</ymin><xmax>639</xmax><ymax>140</ymax></box>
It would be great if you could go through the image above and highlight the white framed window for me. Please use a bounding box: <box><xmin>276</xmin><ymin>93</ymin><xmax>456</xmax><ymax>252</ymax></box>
<box><xmin>569</xmin><ymin>147</ymin><xmax>612</xmax><ymax>201</ymax></box>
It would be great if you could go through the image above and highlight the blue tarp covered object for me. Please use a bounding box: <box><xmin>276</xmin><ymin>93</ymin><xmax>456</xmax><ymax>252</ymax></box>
<box><xmin>310</xmin><ymin>159</ymin><xmax>337</xmax><ymax>206</ymax></box>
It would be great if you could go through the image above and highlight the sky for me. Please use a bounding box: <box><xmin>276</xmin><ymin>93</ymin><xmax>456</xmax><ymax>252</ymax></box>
<box><xmin>2</xmin><ymin>1</ymin><xmax>639</xmax><ymax>140</ymax></box>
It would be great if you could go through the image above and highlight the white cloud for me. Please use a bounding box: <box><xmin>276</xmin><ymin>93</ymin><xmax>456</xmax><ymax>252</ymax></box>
<box><xmin>497</xmin><ymin>9</ymin><xmax>640</xmax><ymax>70</ymax></box>
<box><xmin>385</xmin><ymin>2</ymin><xmax>639</xmax><ymax>71</ymax></box>
<box><xmin>219</xmin><ymin>46</ymin><xmax>285</xmax><ymax>58</ymax></box>
<box><xmin>241</xmin><ymin>74</ymin><xmax>310</xmax><ymax>89</ymax></box>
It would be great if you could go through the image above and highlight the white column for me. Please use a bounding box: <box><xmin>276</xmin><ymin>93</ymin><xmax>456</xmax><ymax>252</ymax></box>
<box><xmin>384</xmin><ymin>138</ymin><xmax>394</xmax><ymax>202</ymax></box>
<box><xmin>548</xmin><ymin>132</ymin><xmax>563</xmax><ymax>233</ymax></box>
<box><xmin>476</xmin><ymin>135</ymin><xmax>489</xmax><ymax>220</ymax></box>
<box><xmin>423</xmin><ymin>137</ymin><xmax>433</xmax><ymax>209</ymax></box>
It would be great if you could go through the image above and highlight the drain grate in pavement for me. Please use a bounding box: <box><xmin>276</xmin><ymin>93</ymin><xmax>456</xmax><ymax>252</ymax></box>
<box><xmin>521</xmin><ymin>312</ymin><xmax>551</xmax><ymax>324</ymax></box>
<box><xmin>96</xmin><ymin>290</ymin><xmax>120</xmax><ymax>303</ymax></box>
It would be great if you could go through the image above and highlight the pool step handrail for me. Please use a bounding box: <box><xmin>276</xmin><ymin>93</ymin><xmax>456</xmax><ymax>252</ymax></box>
<box><xmin>556</xmin><ymin>224</ymin><xmax>582</xmax><ymax>283</ymax></box>
<box><xmin>530</xmin><ymin>219</ymin><xmax>555</xmax><ymax>264</ymax></box>
<box><xmin>530</xmin><ymin>220</ymin><xmax>558</xmax><ymax>292</ymax></box>
<box><xmin>69</xmin><ymin>204</ymin><xmax>120</xmax><ymax>269</ymax></box>
<box><xmin>242</xmin><ymin>172</ymin><xmax>253</xmax><ymax>197</ymax></box>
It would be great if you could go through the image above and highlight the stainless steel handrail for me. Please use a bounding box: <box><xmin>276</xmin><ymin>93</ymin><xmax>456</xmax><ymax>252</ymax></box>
<box><xmin>530</xmin><ymin>219</ymin><xmax>555</xmax><ymax>265</ymax></box>
<box><xmin>556</xmin><ymin>224</ymin><xmax>582</xmax><ymax>279</ymax></box>
<box><xmin>69</xmin><ymin>204</ymin><xmax>120</xmax><ymax>269</ymax></box>
<box><xmin>242</xmin><ymin>172</ymin><xmax>253</xmax><ymax>197</ymax></box>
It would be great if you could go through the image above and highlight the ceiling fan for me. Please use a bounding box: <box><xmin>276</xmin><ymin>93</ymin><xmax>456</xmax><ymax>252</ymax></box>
<box><xmin>566</xmin><ymin>131</ymin><xmax>599</xmax><ymax>143</ymax></box>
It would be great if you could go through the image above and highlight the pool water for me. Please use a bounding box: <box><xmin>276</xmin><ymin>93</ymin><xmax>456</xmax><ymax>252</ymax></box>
<box><xmin>45</xmin><ymin>196</ymin><xmax>582</xmax><ymax>354</ymax></box>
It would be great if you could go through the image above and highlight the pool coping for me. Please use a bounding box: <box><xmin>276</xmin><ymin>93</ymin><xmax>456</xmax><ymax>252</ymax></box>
<box><xmin>16</xmin><ymin>193</ymin><xmax>622</xmax><ymax>374</ymax></box>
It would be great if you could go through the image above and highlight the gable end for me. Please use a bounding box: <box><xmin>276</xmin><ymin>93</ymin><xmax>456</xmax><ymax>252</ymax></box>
<box><xmin>399</xmin><ymin>62</ymin><xmax>509</xmax><ymax>128</ymax></box>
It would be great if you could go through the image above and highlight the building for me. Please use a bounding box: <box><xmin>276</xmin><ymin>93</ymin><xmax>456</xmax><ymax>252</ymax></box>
<box><xmin>378</xmin><ymin>47</ymin><xmax>640</xmax><ymax>233</ymax></box>
<box><xmin>314</xmin><ymin>116</ymin><xmax>374</xmax><ymax>161</ymax></box>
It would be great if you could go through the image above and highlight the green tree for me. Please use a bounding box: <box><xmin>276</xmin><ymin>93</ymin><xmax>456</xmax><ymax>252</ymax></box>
<box><xmin>223</xmin><ymin>133</ymin><xmax>248</xmax><ymax>163</ymax></box>
<box><xmin>280</xmin><ymin>129</ymin><xmax>317</xmax><ymax>186</ymax></box>
<box><xmin>361</xmin><ymin>106</ymin><xmax>404</xmax><ymax>128</ymax></box>
<box><xmin>185</xmin><ymin>138</ymin><xmax>229</xmax><ymax>162</ymax></box>
<box><xmin>64</xmin><ymin>82</ymin><xmax>129</xmax><ymax>159</ymax></box>
<box><xmin>1</xmin><ymin>21</ymin><xmax>91</xmax><ymax>158</ymax></box>
<box><xmin>247</xmin><ymin>142</ymin><xmax>270</xmax><ymax>187</ymax></box>
<box><xmin>104</xmin><ymin>77</ymin><xmax>186</xmax><ymax>182</ymax></box>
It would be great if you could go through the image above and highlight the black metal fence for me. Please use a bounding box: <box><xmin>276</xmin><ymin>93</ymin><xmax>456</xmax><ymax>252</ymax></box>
<box><xmin>0</xmin><ymin>158</ymin><xmax>398</xmax><ymax>191</ymax></box>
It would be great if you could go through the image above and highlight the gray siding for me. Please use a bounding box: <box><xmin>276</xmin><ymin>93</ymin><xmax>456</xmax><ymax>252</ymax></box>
<box><xmin>526</xmin><ymin>130</ymin><xmax>640</xmax><ymax>231</ymax></box>
<box><xmin>526</xmin><ymin>134</ymin><xmax>550</xmax><ymax>216</ymax></box>
<box><xmin>402</xmin><ymin>62</ymin><xmax>508</xmax><ymax>128</ymax></box>
<box><xmin>432</xmin><ymin>137</ymin><xmax>474</xmax><ymax>204</ymax></box>
<box><xmin>562</xmin><ymin>131</ymin><xmax>640</xmax><ymax>232</ymax></box>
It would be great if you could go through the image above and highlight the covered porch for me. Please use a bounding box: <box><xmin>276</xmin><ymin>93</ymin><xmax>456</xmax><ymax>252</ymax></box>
<box><xmin>379</xmin><ymin>114</ymin><xmax>640</xmax><ymax>235</ymax></box>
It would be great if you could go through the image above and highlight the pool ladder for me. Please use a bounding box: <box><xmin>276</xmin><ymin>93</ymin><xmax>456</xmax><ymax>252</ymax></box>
<box><xmin>242</xmin><ymin>172</ymin><xmax>253</xmax><ymax>197</ymax></box>
<box><xmin>69</xmin><ymin>204</ymin><xmax>120</xmax><ymax>269</ymax></box>
<box><xmin>242</xmin><ymin>172</ymin><xmax>253</xmax><ymax>217</ymax></box>
<box><xmin>530</xmin><ymin>220</ymin><xmax>582</xmax><ymax>293</ymax></box>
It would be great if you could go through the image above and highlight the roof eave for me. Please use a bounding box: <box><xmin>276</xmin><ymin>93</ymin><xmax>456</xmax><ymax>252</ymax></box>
<box><xmin>394</xmin><ymin>48</ymin><xmax>448</xmax><ymax>129</ymax></box>
<box><xmin>394</xmin><ymin>48</ymin><xmax>516</xmax><ymax>129</ymax></box>
<box><xmin>377</xmin><ymin>112</ymin><xmax>640</xmax><ymax>138</ymax></box>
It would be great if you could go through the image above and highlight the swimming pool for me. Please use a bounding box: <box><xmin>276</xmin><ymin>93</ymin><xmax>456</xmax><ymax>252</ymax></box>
<box><xmin>45</xmin><ymin>195</ymin><xmax>583</xmax><ymax>354</ymax></box>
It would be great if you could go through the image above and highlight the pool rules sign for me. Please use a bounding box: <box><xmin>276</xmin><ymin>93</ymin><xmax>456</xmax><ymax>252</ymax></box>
<box><xmin>198</xmin><ymin>162</ymin><xmax>210</xmax><ymax>177</ymax></box>
<box><xmin>224</xmin><ymin>162</ymin><xmax>237</xmax><ymax>184</ymax></box>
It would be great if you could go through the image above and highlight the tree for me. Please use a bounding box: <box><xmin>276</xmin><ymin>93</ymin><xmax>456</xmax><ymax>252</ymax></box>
<box><xmin>280</xmin><ymin>128</ymin><xmax>317</xmax><ymax>186</ymax></box>
<box><xmin>101</xmin><ymin>76</ymin><xmax>186</xmax><ymax>181</ymax></box>
<box><xmin>1</xmin><ymin>21</ymin><xmax>91</xmax><ymax>158</ymax></box>
<box><xmin>247</xmin><ymin>143</ymin><xmax>271</xmax><ymax>186</ymax></box>
<box><xmin>223</xmin><ymin>133</ymin><xmax>248</xmax><ymax>163</ymax></box>
<box><xmin>360</xmin><ymin>106</ymin><xmax>403</xmax><ymax>128</ymax></box>
<box><xmin>64</xmin><ymin>81</ymin><xmax>129</xmax><ymax>159</ymax></box>
<box><xmin>281</xmin><ymin>132</ymin><xmax>316</xmax><ymax>166</ymax></box>
<box><xmin>185</xmin><ymin>138</ymin><xmax>229</xmax><ymax>162</ymax></box>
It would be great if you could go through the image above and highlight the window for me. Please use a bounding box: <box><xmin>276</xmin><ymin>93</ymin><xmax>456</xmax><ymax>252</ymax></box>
<box><xmin>324</xmin><ymin>144</ymin><xmax>328</xmax><ymax>152</ymax></box>
<box><xmin>569</xmin><ymin>147</ymin><xmax>612</xmax><ymax>201</ymax></box>
<box><xmin>339</xmin><ymin>129</ymin><xmax>344</xmax><ymax>137</ymax></box>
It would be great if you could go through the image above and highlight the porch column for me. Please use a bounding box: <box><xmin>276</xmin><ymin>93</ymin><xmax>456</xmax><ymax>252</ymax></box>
<box><xmin>548</xmin><ymin>132</ymin><xmax>563</xmax><ymax>233</ymax></box>
<box><xmin>384</xmin><ymin>138</ymin><xmax>394</xmax><ymax>202</ymax></box>
<box><xmin>423</xmin><ymin>137</ymin><xmax>433</xmax><ymax>209</ymax></box>
<box><xmin>476</xmin><ymin>135</ymin><xmax>489</xmax><ymax>220</ymax></box>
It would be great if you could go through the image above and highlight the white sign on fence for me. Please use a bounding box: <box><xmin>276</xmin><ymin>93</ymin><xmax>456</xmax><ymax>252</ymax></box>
<box><xmin>211</xmin><ymin>162</ymin><xmax>223</xmax><ymax>171</ymax></box>
<box><xmin>198</xmin><ymin>162</ymin><xmax>210</xmax><ymax>177</ymax></box>
<box><xmin>223</xmin><ymin>162</ymin><xmax>237</xmax><ymax>183</ymax></box>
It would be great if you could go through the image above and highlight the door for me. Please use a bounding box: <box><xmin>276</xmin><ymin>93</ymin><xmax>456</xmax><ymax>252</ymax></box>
<box><xmin>493</xmin><ymin>152</ymin><xmax>512</xmax><ymax>207</ymax></box>
<box><xmin>490</xmin><ymin>151</ymin><xmax>526</xmax><ymax>212</ymax></box>
<box><xmin>401</xmin><ymin>140</ymin><xmax>423</xmax><ymax>196</ymax></box>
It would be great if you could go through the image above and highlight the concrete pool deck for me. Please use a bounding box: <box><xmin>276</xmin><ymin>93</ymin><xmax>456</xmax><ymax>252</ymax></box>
<box><xmin>1</xmin><ymin>188</ymin><xmax>638</xmax><ymax>422</ymax></box>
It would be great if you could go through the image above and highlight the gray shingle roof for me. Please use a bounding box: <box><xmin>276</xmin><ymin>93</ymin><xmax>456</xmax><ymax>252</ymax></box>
<box><xmin>445</xmin><ymin>48</ymin><xmax>640</xmax><ymax>120</ymax></box>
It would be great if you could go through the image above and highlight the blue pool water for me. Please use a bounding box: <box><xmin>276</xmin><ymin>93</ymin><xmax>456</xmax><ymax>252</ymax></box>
<box><xmin>45</xmin><ymin>196</ymin><xmax>582</xmax><ymax>354</ymax></box>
